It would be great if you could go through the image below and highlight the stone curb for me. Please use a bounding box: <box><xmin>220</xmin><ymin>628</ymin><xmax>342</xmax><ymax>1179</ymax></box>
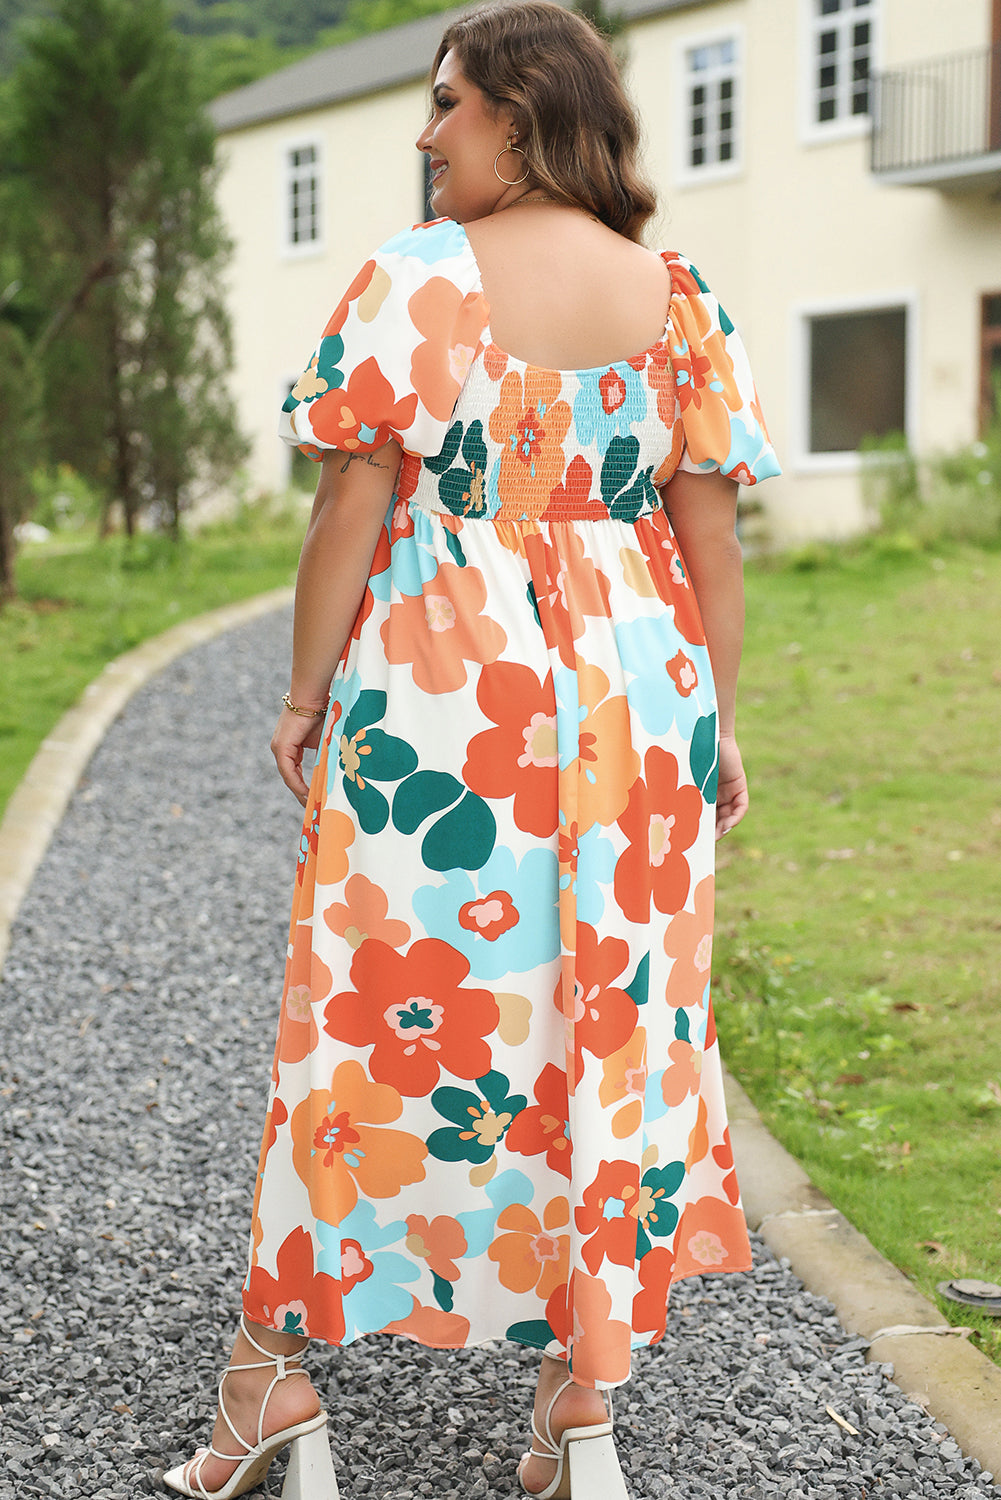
<box><xmin>725</xmin><ymin>1070</ymin><xmax>1001</xmax><ymax>1484</ymax></box>
<box><xmin>0</xmin><ymin>586</ymin><xmax>294</xmax><ymax>972</ymax></box>
<box><xmin>1</xmin><ymin>588</ymin><xmax>998</xmax><ymax>1485</ymax></box>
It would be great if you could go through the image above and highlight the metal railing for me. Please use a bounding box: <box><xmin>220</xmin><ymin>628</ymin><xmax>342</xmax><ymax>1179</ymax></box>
<box><xmin>871</xmin><ymin>41</ymin><xmax>1001</xmax><ymax>176</ymax></box>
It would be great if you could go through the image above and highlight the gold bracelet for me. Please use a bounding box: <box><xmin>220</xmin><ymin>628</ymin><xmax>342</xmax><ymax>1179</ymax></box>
<box><xmin>282</xmin><ymin>692</ymin><xmax>328</xmax><ymax>717</ymax></box>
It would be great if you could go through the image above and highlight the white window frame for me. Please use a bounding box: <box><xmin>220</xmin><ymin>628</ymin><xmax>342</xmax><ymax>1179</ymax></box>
<box><xmin>674</xmin><ymin>26</ymin><xmax>744</xmax><ymax>187</ymax></box>
<box><xmin>280</xmin><ymin>137</ymin><xmax>324</xmax><ymax>257</ymax></box>
<box><xmin>799</xmin><ymin>0</ymin><xmax>880</xmax><ymax>146</ymax></box>
<box><xmin>791</xmin><ymin>290</ymin><xmax>919</xmax><ymax>472</ymax></box>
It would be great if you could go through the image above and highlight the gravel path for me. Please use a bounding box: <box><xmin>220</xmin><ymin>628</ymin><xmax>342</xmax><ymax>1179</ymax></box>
<box><xmin>1</xmin><ymin>609</ymin><xmax>994</xmax><ymax>1500</ymax></box>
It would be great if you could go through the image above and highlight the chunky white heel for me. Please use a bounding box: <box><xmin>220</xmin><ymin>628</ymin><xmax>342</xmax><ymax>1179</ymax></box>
<box><xmin>518</xmin><ymin>1378</ymin><xmax>629</xmax><ymax>1500</ymax></box>
<box><xmin>281</xmin><ymin>1421</ymin><xmax>340</xmax><ymax>1500</ymax></box>
<box><xmin>163</xmin><ymin>1315</ymin><xmax>337</xmax><ymax>1500</ymax></box>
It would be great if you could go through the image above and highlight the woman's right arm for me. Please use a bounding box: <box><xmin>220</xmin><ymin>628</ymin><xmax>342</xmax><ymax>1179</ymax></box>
<box><xmin>659</xmin><ymin>467</ymin><xmax>749</xmax><ymax>839</ymax></box>
<box><xmin>271</xmin><ymin>440</ymin><xmax>402</xmax><ymax>805</ymax></box>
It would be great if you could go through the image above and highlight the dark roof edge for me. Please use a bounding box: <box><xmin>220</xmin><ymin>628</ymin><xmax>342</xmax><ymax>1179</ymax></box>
<box><xmin>209</xmin><ymin>0</ymin><xmax>702</xmax><ymax>134</ymax></box>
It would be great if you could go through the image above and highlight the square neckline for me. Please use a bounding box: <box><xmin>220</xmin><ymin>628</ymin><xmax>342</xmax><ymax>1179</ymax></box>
<box><xmin>454</xmin><ymin>221</ymin><xmax>675</xmax><ymax>378</ymax></box>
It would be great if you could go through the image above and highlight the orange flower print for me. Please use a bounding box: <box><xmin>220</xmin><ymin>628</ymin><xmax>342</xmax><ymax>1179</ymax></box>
<box><xmin>713</xmin><ymin>1128</ymin><xmax>741</xmax><ymax>1206</ymax></box>
<box><xmin>545</xmin><ymin>1270</ymin><xmax>632</xmax><ymax>1387</ymax></box>
<box><xmin>324</xmin><ymin>873</ymin><xmax>411</xmax><ymax>951</ymax></box>
<box><xmin>661</xmin><ymin>1037</ymin><xmax>702</xmax><ymax>1108</ymax></box>
<box><xmin>663</xmin><ymin>874</ymin><xmax>714</xmax><ymax>1008</ymax></box>
<box><xmin>599</xmin><ymin>369</ymin><xmax>628</xmax><ymax>414</ymax></box>
<box><xmin>523</xmin><ymin>526</ymin><xmax>612</xmax><ymax>669</ymax></box>
<box><xmin>277</xmin><ymin>919</ymin><xmax>331</xmax><ymax>1064</ymax></box>
<box><xmin>483</xmin><ymin>344</ymin><xmax>509</xmax><ymax>381</ymax></box>
<box><xmin>314</xmin><ymin>806</ymin><xmax>355</xmax><ymax>889</ymax></box>
<box><xmin>505</xmin><ymin>1062</ymin><xmax>572</xmax><ymax>1177</ymax></box>
<box><xmin>458</xmin><ymin>889</ymin><xmax>518</xmax><ymax>941</ymax></box>
<box><xmin>323</xmin><ymin>938</ymin><xmax>499</xmax><ymax>1097</ymax></box>
<box><xmin>574</xmin><ymin>1158</ymin><xmax>641</xmax><ymax>1275</ymax></box>
<box><xmin>666</xmin><ymin>649</ymin><xmax>698</xmax><ymax>697</ymax></box>
<box><xmin>339</xmin><ymin>1238</ymin><xmax>374</xmax><ymax>1295</ymax></box>
<box><xmin>559</xmin><ymin>923</ymin><xmax>639</xmax><ymax>1084</ymax></box>
<box><xmin>631</xmin><ymin>1245</ymin><xmax>676</xmax><ymax>1341</ymax></box>
<box><xmin>541</xmin><ymin>455</ymin><xmax>607</xmax><ymax>520</ymax></box>
<box><xmin>569</xmin><ymin>663</ymin><xmax>640</xmax><ymax>833</ymax></box>
<box><xmin>685</xmin><ymin>1094</ymin><xmax>709</xmax><ymax>1170</ymax></box>
<box><xmin>489</xmin><ymin>367</ymin><xmax>572</xmax><ymax>512</ymax></box>
<box><xmin>674</xmin><ymin>1197</ymin><xmax>751</xmax><ymax>1278</ymax></box>
<box><xmin>244</xmin><ymin>1226</ymin><xmax>344</xmax><ymax>1343</ymax></box>
<box><xmin>614</xmin><ymin>747</ymin><xmax>703</xmax><ymax>923</ymax></box>
<box><xmin>306</xmin><ymin>354</ymin><xmax>417</xmax><ymax>452</ymax></box>
<box><xmin>488</xmin><ymin>1196</ymin><xmax>570</xmax><ymax>1298</ymax></box>
<box><xmin>408</xmin><ymin>276</ymin><xmax>488</xmax><ymax>421</ymax></box>
<box><xmin>599</xmin><ymin>1029</ymin><xmax>648</xmax><ymax>1140</ymax></box>
<box><xmin>406</xmin><ymin>1214</ymin><xmax>468</xmax><ymax>1281</ymax></box>
<box><xmin>290</xmin><ymin>1059</ymin><xmax>427</xmax><ymax>1227</ymax></box>
<box><xmin>464</xmin><ymin>661</ymin><xmax>559</xmax><ymax>837</ymax></box>
<box><xmin>381</xmin><ymin>561</ymin><xmax>506</xmax><ymax>694</ymax></box>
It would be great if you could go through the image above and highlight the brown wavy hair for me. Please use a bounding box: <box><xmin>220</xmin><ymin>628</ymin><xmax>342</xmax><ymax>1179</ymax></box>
<box><xmin>431</xmin><ymin>1</ymin><xmax>657</xmax><ymax>243</ymax></box>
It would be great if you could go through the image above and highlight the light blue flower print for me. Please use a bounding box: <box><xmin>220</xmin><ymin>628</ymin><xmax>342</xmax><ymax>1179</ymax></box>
<box><xmin>573</xmin><ymin>363</ymin><xmax>648</xmax><ymax>448</ymax></box>
<box><xmin>644</xmin><ymin>1068</ymin><xmax>668</xmax><ymax>1125</ymax></box>
<box><xmin>614</xmin><ymin>616</ymin><xmax>714</xmax><ymax>739</ymax></box>
<box><xmin>316</xmin><ymin>1204</ymin><xmax>419</xmax><ymax>1340</ymax></box>
<box><xmin>721</xmin><ymin>413</ymin><xmax>783</xmax><ymax>484</ymax></box>
<box><xmin>457</xmin><ymin>1167</ymin><xmax>535</xmax><ymax>1258</ymax></box>
<box><xmin>558</xmin><ymin>817</ymin><xmax>616</xmax><ymax>926</ymax></box>
<box><xmin>553</xmin><ymin>667</ymin><xmax>585</xmax><ymax>771</ymax></box>
<box><xmin>383</xmin><ymin>219</ymin><xmax>469</xmax><ymax>264</ymax></box>
<box><xmin>413</xmin><ymin>846</ymin><xmax>559</xmax><ymax>980</ymax></box>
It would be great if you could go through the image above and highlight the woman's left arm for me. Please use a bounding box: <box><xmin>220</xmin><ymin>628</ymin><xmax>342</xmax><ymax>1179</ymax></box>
<box><xmin>271</xmin><ymin>441</ymin><xmax>402</xmax><ymax>805</ymax></box>
<box><xmin>659</xmin><ymin>468</ymin><xmax>748</xmax><ymax>838</ymax></box>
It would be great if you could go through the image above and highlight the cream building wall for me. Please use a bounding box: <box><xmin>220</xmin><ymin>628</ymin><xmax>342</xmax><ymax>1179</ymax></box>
<box><xmin>212</xmin><ymin>0</ymin><xmax>1001</xmax><ymax>543</ymax></box>
<box><xmin>629</xmin><ymin>0</ymin><xmax>999</xmax><ymax>540</ymax></box>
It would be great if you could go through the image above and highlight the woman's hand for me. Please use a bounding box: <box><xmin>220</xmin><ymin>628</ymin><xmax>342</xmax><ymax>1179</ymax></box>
<box><xmin>271</xmin><ymin>705</ymin><xmax>326</xmax><ymax>807</ymax></box>
<box><xmin>716</xmin><ymin>733</ymin><xmax>748</xmax><ymax>839</ymax></box>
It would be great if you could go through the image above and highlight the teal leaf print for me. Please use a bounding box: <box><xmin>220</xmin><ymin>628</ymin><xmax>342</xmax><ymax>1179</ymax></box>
<box><xmin>393</xmin><ymin>770</ymin><xmax>464</xmax><ymax>834</ymax></box>
<box><xmin>436</xmin><ymin>420</ymin><xmax>489</xmax><ymax>516</ymax></box>
<box><xmin>625</xmin><ymin>952</ymin><xmax>650</xmax><ymax>1007</ymax></box>
<box><xmin>431</xmin><ymin>1271</ymin><xmax>455</xmax><ymax>1311</ymax></box>
<box><xmin>338</xmin><ymin>692</ymin><xmax>418</xmax><ymax>835</ymax></box>
<box><xmin>674</xmin><ymin>1008</ymin><xmax>691</xmax><ymax>1044</ymax></box>
<box><xmin>427</xmin><ymin>1071</ymin><xmax>527</xmax><ymax>1165</ymax></box>
<box><xmin>393</xmin><ymin>773</ymin><xmax>496</xmax><ymax>872</ymax></box>
<box><xmin>526</xmin><ymin>580</ymin><xmax>541</xmax><ymax>628</ymax></box>
<box><xmin>506</xmin><ymin>1318</ymin><xmax>555</xmax><ymax>1349</ymax></box>
<box><xmin>599</xmin><ymin>436</ymin><xmax>658</xmax><ymax>520</ymax></box>
<box><xmin>634</xmin><ymin>1160</ymin><xmax>686</xmax><ymax>1256</ymax></box>
<box><xmin>444</xmin><ymin>528</ymin><xmax>467</xmax><ymax>567</ymax></box>
<box><xmin>421</xmin><ymin>791</ymin><xmax>496</xmax><ymax>872</ymax></box>
<box><xmin>690</xmin><ymin>712</ymin><xmax>719</xmax><ymax>802</ymax></box>
<box><xmin>599</xmin><ymin>436</ymin><xmax>640</xmax><ymax>508</ymax></box>
<box><xmin>424</xmin><ymin>419</ymin><xmax>463</xmax><ymax>475</ymax></box>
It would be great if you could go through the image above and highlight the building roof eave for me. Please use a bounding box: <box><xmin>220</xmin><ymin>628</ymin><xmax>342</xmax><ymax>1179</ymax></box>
<box><xmin>209</xmin><ymin>0</ymin><xmax>703</xmax><ymax>134</ymax></box>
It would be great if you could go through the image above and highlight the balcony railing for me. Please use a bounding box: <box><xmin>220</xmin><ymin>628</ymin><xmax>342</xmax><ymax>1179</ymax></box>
<box><xmin>871</xmin><ymin>42</ymin><xmax>1001</xmax><ymax>189</ymax></box>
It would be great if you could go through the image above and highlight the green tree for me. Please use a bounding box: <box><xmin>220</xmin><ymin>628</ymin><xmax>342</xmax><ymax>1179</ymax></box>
<box><xmin>5</xmin><ymin>0</ymin><xmax>244</xmax><ymax>538</ymax></box>
<box><xmin>0</xmin><ymin>320</ymin><xmax>41</xmax><ymax>601</ymax></box>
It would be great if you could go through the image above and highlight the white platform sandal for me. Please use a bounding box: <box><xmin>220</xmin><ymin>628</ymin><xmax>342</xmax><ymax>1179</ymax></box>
<box><xmin>517</xmin><ymin>1378</ymin><xmax>629</xmax><ymax>1500</ymax></box>
<box><xmin>163</xmin><ymin>1315</ymin><xmax>339</xmax><ymax>1499</ymax></box>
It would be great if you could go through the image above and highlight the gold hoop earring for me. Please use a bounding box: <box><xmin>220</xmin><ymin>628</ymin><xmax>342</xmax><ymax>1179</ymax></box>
<box><xmin>493</xmin><ymin>137</ymin><xmax>530</xmax><ymax>186</ymax></box>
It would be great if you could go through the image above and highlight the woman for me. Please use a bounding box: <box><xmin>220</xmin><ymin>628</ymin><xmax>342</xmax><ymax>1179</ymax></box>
<box><xmin>165</xmin><ymin>3</ymin><xmax>779</xmax><ymax>1498</ymax></box>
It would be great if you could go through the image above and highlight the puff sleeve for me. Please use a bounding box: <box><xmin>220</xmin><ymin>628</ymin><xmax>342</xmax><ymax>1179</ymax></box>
<box><xmin>664</xmin><ymin>252</ymin><xmax>780</xmax><ymax>486</ymax></box>
<box><xmin>280</xmin><ymin>219</ymin><xmax>489</xmax><ymax>461</ymax></box>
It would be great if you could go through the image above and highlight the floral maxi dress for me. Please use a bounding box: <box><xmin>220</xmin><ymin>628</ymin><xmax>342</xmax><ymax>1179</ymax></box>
<box><xmin>244</xmin><ymin>217</ymin><xmax>780</xmax><ymax>1388</ymax></box>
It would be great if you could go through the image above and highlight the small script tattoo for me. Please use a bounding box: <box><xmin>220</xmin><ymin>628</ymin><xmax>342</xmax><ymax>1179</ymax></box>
<box><xmin>339</xmin><ymin>451</ymin><xmax>394</xmax><ymax>475</ymax></box>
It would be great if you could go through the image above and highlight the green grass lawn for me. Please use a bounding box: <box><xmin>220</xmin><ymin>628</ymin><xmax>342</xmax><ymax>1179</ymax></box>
<box><xmin>0</xmin><ymin>513</ymin><xmax>304</xmax><ymax>815</ymax></box>
<box><xmin>715</xmin><ymin>539</ymin><xmax>1001</xmax><ymax>1361</ymax></box>
<box><xmin>4</xmin><ymin>521</ymin><xmax>1001</xmax><ymax>1359</ymax></box>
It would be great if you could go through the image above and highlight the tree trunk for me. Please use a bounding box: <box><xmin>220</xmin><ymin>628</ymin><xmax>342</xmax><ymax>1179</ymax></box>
<box><xmin>0</xmin><ymin>490</ymin><xmax>18</xmax><ymax>604</ymax></box>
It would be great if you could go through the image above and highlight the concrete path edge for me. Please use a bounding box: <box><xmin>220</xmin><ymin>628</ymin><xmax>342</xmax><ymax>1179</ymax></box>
<box><xmin>0</xmin><ymin>586</ymin><xmax>294</xmax><ymax>972</ymax></box>
<box><xmin>1</xmin><ymin>587</ymin><xmax>998</xmax><ymax>1485</ymax></box>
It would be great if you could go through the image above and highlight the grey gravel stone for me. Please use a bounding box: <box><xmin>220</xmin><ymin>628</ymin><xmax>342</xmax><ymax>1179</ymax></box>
<box><xmin>0</xmin><ymin>607</ymin><xmax>996</xmax><ymax>1498</ymax></box>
